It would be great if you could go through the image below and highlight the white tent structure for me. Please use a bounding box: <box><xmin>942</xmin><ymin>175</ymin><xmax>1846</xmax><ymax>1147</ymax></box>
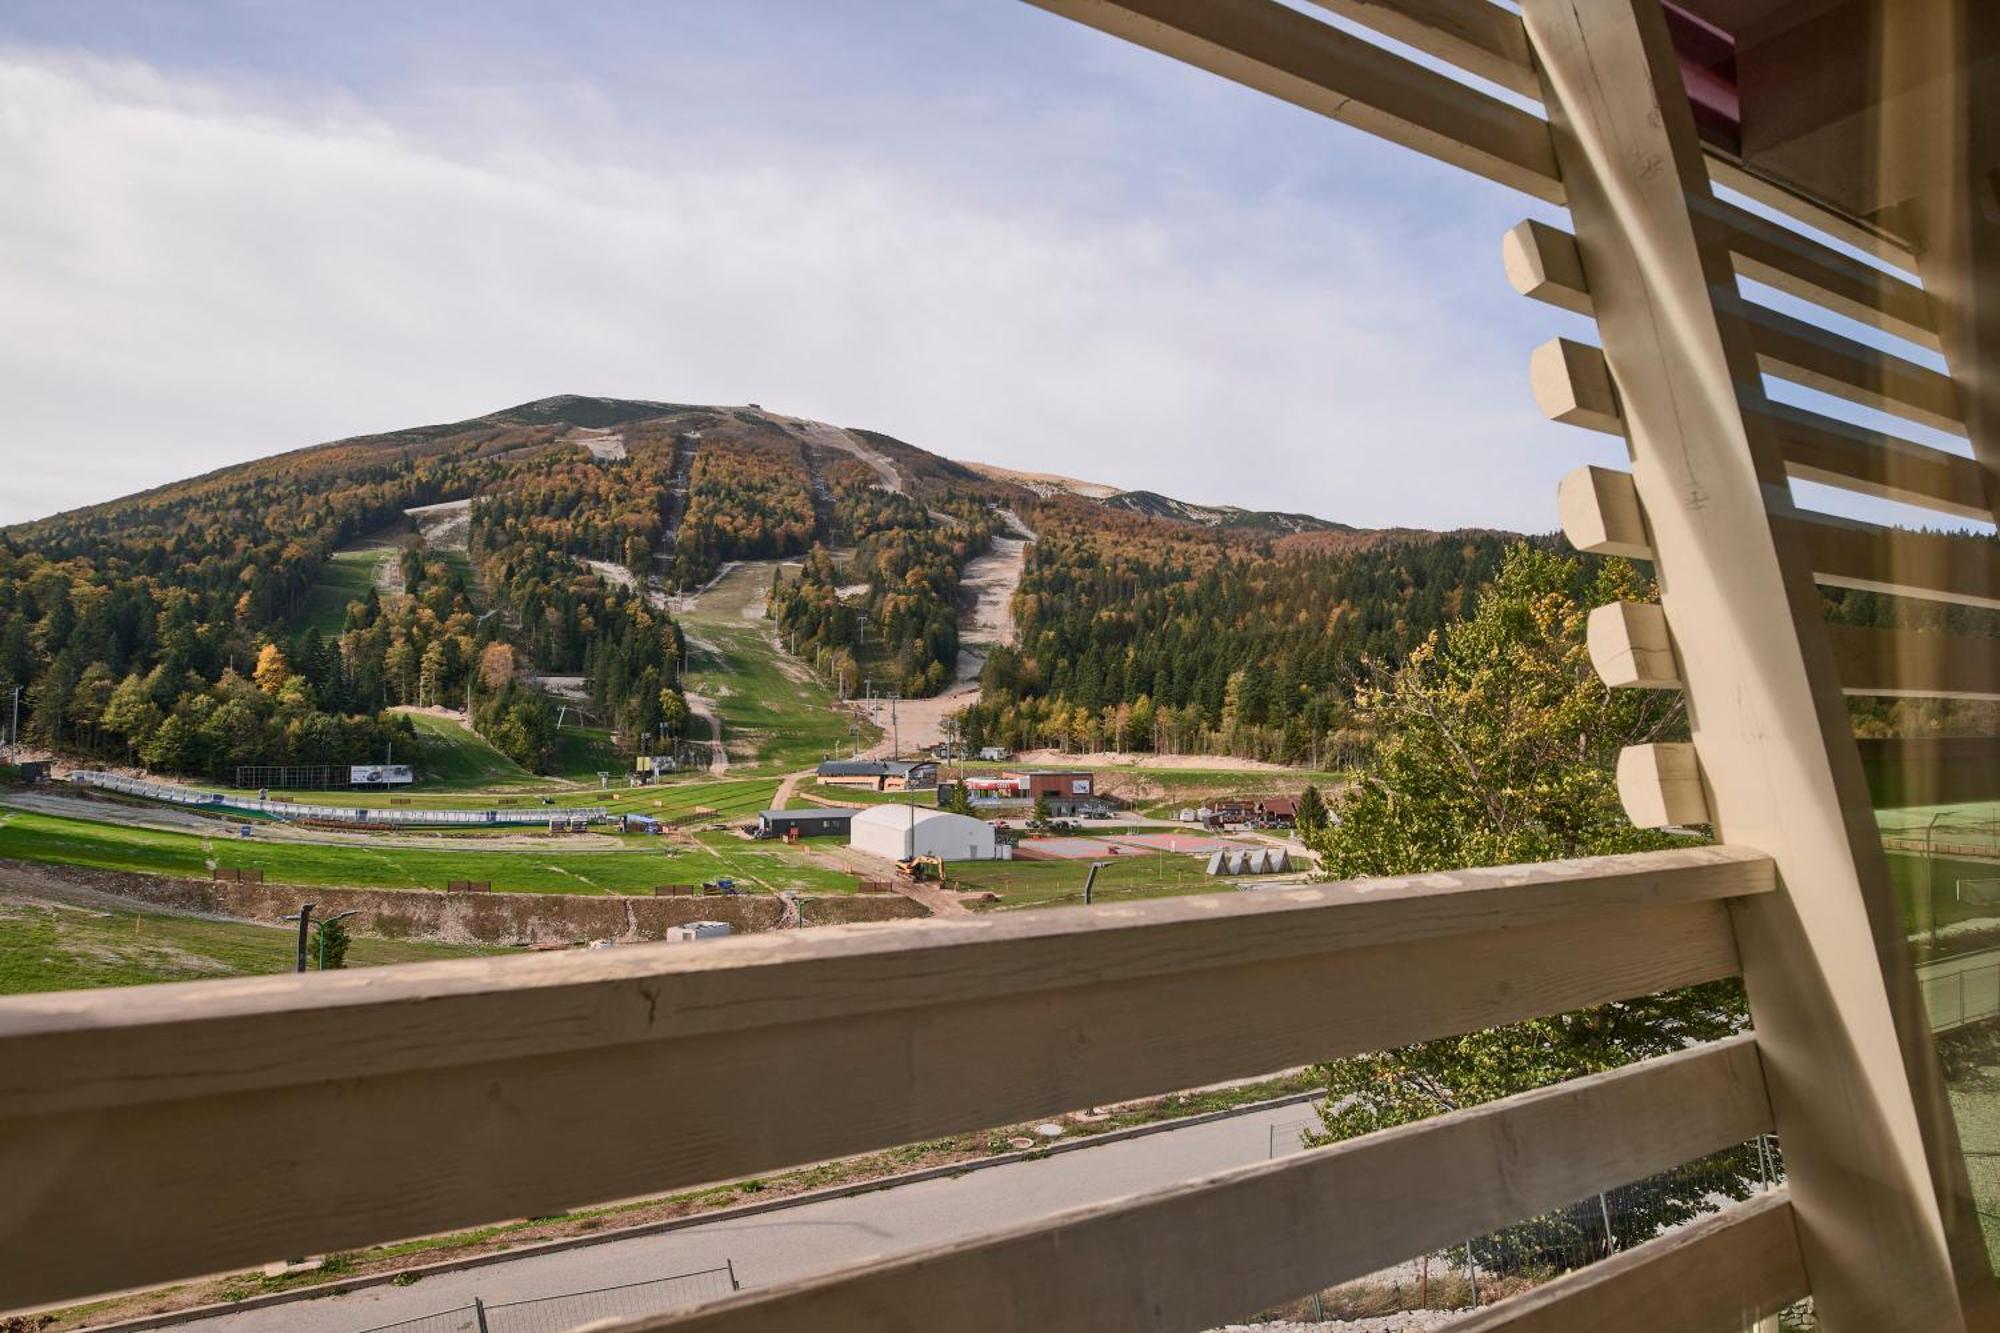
<box><xmin>850</xmin><ymin>805</ymin><xmax>998</xmax><ymax>862</ymax></box>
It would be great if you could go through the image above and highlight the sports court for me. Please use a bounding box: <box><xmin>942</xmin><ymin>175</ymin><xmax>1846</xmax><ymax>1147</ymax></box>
<box><xmin>1011</xmin><ymin>836</ymin><xmax>1152</xmax><ymax>861</ymax></box>
<box><xmin>1110</xmin><ymin>833</ymin><xmax>1240</xmax><ymax>855</ymax></box>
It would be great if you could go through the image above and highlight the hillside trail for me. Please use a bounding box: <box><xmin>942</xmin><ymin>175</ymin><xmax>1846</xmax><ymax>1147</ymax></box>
<box><xmin>856</xmin><ymin>509</ymin><xmax>1036</xmax><ymax>757</ymax></box>
<box><xmin>779</xmin><ymin>416</ymin><xmax>902</xmax><ymax>493</ymax></box>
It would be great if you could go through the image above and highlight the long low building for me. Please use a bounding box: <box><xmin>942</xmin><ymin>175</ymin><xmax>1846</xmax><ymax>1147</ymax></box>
<box><xmin>816</xmin><ymin>759</ymin><xmax>939</xmax><ymax>791</ymax></box>
<box><xmin>849</xmin><ymin>805</ymin><xmax>999</xmax><ymax>862</ymax></box>
<box><xmin>754</xmin><ymin>808</ymin><xmax>856</xmax><ymax>839</ymax></box>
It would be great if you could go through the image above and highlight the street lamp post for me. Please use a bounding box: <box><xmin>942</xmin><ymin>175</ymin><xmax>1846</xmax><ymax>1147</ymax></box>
<box><xmin>282</xmin><ymin>903</ymin><xmax>317</xmax><ymax>974</ymax></box>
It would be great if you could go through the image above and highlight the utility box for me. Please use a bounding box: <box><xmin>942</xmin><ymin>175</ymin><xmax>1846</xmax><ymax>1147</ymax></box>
<box><xmin>666</xmin><ymin>921</ymin><xmax>733</xmax><ymax>942</ymax></box>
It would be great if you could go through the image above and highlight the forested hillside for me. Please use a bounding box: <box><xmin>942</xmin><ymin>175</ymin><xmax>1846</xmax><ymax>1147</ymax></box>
<box><xmin>955</xmin><ymin>496</ymin><xmax>1551</xmax><ymax>765</ymax></box>
<box><xmin>0</xmin><ymin>396</ymin><xmax>1023</xmax><ymax>782</ymax></box>
<box><xmin>767</xmin><ymin>469</ymin><xmax>1002</xmax><ymax>697</ymax></box>
<box><xmin>0</xmin><ymin>399</ymin><xmax>701</xmax><ymax>782</ymax></box>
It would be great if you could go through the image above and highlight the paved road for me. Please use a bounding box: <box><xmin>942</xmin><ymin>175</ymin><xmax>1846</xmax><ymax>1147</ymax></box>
<box><xmin>178</xmin><ymin>1102</ymin><xmax>1320</xmax><ymax>1332</ymax></box>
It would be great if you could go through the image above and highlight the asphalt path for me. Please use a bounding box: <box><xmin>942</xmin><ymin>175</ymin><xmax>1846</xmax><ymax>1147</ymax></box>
<box><xmin>177</xmin><ymin>1101</ymin><xmax>1320</xmax><ymax>1332</ymax></box>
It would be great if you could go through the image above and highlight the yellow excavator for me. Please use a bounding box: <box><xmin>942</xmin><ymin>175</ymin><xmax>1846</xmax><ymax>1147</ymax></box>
<box><xmin>897</xmin><ymin>854</ymin><xmax>944</xmax><ymax>883</ymax></box>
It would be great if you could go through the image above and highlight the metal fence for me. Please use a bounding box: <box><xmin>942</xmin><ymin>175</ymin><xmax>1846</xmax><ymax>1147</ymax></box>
<box><xmin>354</xmin><ymin>1265</ymin><xmax>739</xmax><ymax>1333</ymax></box>
<box><xmin>1256</xmin><ymin>1116</ymin><xmax>1784</xmax><ymax>1323</ymax></box>
<box><xmin>69</xmin><ymin>771</ymin><xmax>605</xmax><ymax>828</ymax></box>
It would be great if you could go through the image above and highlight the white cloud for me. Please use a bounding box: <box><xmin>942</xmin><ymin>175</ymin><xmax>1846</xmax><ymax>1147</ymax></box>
<box><xmin>0</xmin><ymin>50</ymin><xmax>1600</xmax><ymax>530</ymax></box>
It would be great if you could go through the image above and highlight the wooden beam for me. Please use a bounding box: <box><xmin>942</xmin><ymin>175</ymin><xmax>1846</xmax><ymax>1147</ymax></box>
<box><xmin>1306</xmin><ymin>0</ymin><xmax>1540</xmax><ymax>100</ymax></box>
<box><xmin>1505</xmin><ymin>210</ymin><xmax>1939</xmax><ymax>356</ymax></box>
<box><xmin>1736</xmin><ymin>298</ymin><xmax>1968</xmax><ymax>438</ymax></box>
<box><xmin>1558</xmin><ymin>464</ymin><xmax>1649</xmax><ymax>559</ymax></box>
<box><xmin>1825</xmin><ymin>623</ymin><xmax>2000</xmax><ymax>702</ymax></box>
<box><xmin>1759</xmin><ymin>400</ymin><xmax>1991</xmax><ymax>523</ymax></box>
<box><xmin>0</xmin><ymin>850</ymin><xmax>1773</xmax><ymax>1309</ymax></box>
<box><xmin>1522</xmin><ymin>0</ymin><xmax>1979</xmax><ymax>1324</ymax></box>
<box><xmin>1561</xmin><ymin>463</ymin><xmax>2000</xmax><ymax>610</ymax></box>
<box><xmin>1025</xmin><ymin>0</ymin><xmax>1563</xmax><ymax>201</ymax></box>
<box><xmin>1446</xmin><ymin>1190</ymin><xmax>1808</xmax><ymax>1333</ymax></box>
<box><xmin>618</xmin><ymin>1040</ymin><xmax>1773</xmax><ymax>1333</ymax></box>
<box><xmin>1587</xmin><ymin>602</ymin><xmax>1680</xmax><ymax>689</ymax></box>
<box><xmin>1707</xmin><ymin>155</ymin><xmax>1918</xmax><ymax>270</ymax></box>
<box><xmin>1617</xmin><ymin>743</ymin><xmax>1709</xmax><ymax>828</ymax></box>
<box><xmin>1503</xmin><ymin>218</ymin><xmax>1593</xmax><ymax>318</ymax></box>
<box><xmin>1798</xmin><ymin>518</ymin><xmax>2000</xmax><ymax>612</ymax></box>
<box><xmin>1714</xmin><ymin>199</ymin><xmax>1940</xmax><ymax>352</ymax></box>
<box><xmin>1531</xmin><ymin>337</ymin><xmax>1622</xmax><ymax>435</ymax></box>
<box><xmin>1510</xmin><ymin>244</ymin><xmax>1961</xmax><ymax>439</ymax></box>
<box><xmin>1856</xmin><ymin>737</ymin><xmax>2000</xmax><ymax>809</ymax></box>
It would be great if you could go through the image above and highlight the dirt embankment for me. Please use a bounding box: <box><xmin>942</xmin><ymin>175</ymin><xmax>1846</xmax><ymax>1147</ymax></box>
<box><xmin>0</xmin><ymin>859</ymin><xmax>926</xmax><ymax>947</ymax></box>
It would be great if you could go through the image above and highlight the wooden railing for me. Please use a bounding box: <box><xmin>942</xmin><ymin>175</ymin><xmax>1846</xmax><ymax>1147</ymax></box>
<box><xmin>0</xmin><ymin>848</ymin><xmax>1781</xmax><ymax>1324</ymax></box>
<box><xmin>8</xmin><ymin>0</ymin><xmax>1993</xmax><ymax>1328</ymax></box>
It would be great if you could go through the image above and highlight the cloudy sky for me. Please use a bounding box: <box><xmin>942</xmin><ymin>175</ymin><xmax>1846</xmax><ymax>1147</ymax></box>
<box><xmin>0</xmin><ymin>0</ymin><xmax>1869</xmax><ymax>532</ymax></box>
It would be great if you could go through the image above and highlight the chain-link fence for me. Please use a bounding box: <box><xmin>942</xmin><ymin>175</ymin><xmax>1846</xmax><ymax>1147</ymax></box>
<box><xmin>354</xmin><ymin>1264</ymin><xmax>738</xmax><ymax>1333</ymax></box>
<box><xmin>1243</xmin><ymin>1134</ymin><xmax>1785</xmax><ymax>1324</ymax></box>
<box><xmin>1878</xmin><ymin>811</ymin><xmax>2000</xmax><ymax>967</ymax></box>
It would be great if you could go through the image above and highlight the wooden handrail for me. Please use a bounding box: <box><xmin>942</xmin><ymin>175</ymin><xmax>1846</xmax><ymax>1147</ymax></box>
<box><xmin>0</xmin><ymin>848</ymin><xmax>1771</xmax><ymax>1309</ymax></box>
<box><xmin>601</xmin><ymin>1038</ymin><xmax>1774</xmax><ymax>1332</ymax></box>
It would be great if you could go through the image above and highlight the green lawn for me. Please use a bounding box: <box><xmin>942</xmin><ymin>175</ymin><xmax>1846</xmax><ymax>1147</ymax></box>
<box><xmin>1886</xmin><ymin>849</ymin><xmax>2000</xmax><ymax>939</ymax></box>
<box><xmin>0</xmin><ymin>897</ymin><xmax>493</xmax><ymax>994</ymax></box>
<box><xmin>550</xmin><ymin>724</ymin><xmax>622</xmax><ymax>783</ymax></box>
<box><xmin>298</xmin><ymin>549</ymin><xmax>389</xmax><ymax>636</ymax></box>
<box><xmin>680</xmin><ymin>563</ymin><xmax>877</xmax><ymax>771</ymax></box>
<box><xmin>948</xmin><ymin>851</ymin><xmax>1230</xmax><ymax>910</ymax></box>
<box><xmin>0</xmin><ymin>807</ymin><xmax>857</xmax><ymax>896</ymax></box>
<box><xmin>398</xmin><ymin>711</ymin><xmax>551</xmax><ymax>789</ymax></box>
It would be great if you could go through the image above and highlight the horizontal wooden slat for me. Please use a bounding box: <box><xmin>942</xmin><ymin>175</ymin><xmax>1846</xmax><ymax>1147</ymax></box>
<box><xmin>1826</xmin><ymin>622</ymin><xmax>2000</xmax><ymax>701</ymax></box>
<box><xmin>1447</xmin><ymin>1189</ymin><xmax>1807</xmax><ymax>1333</ymax></box>
<box><xmin>1561</xmin><ymin>463</ymin><xmax>2000</xmax><ymax>612</ymax></box>
<box><xmin>1707</xmin><ymin>155</ymin><xmax>1918</xmax><ymax>270</ymax></box>
<box><xmin>1307</xmin><ymin>0</ymin><xmax>1540</xmax><ymax>100</ymax></box>
<box><xmin>1757</xmin><ymin>400</ymin><xmax>1992</xmax><ymax>523</ymax></box>
<box><xmin>1505</xmin><ymin>211</ymin><xmax>1940</xmax><ymax>364</ymax></box>
<box><xmin>1736</xmin><ymin>299</ymin><xmax>1967</xmax><ymax>438</ymax></box>
<box><xmin>615</xmin><ymin>1037</ymin><xmax>1773</xmax><ymax>1333</ymax></box>
<box><xmin>0</xmin><ymin>849</ymin><xmax>1773</xmax><ymax>1309</ymax></box>
<box><xmin>1713</xmin><ymin>199</ymin><xmax>1939</xmax><ymax>351</ymax></box>
<box><xmin>1857</xmin><ymin>736</ymin><xmax>2000</xmax><ymax>808</ymax></box>
<box><xmin>1027</xmin><ymin>0</ymin><xmax>1563</xmax><ymax>201</ymax></box>
<box><xmin>1507</xmin><ymin>233</ymin><xmax>1960</xmax><ymax>437</ymax></box>
<box><xmin>1800</xmin><ymin>518</ymin><xmax>2000</xmax><ymax>612</ymax></box>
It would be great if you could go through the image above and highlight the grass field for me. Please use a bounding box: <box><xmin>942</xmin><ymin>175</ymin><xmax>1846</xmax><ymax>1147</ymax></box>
<box><xmin>947</xmin><ymin>851</ymin><xmax>1229</xmax><ymax>910</ymax></box>
<box><xmin>0</xmin><ymin>806</ymin><xmax>859</xmax><ymax>896</ymax></box>
<box><xmin>680</xmin><ymin>563</ymin><xmax>876</xmax><ymax>771</ymax></box>
<box><xmin>0</xmin><ymin>896</ymin><xmax>493</xmax><ymax>994</ymax></box>
<box><xmin>398</xmin><ymin>711</ymin><xmax>550</xmax><ymax>789</ymax></box>
<box><xmin>298</xmin><ymin>548</ymin><xmax>389</xmax><ymax>636</ymax></box>
<box><xmin>550</xmin><ymin>723</ymin><xmax>622</xmax><ymax>783</ymax></box>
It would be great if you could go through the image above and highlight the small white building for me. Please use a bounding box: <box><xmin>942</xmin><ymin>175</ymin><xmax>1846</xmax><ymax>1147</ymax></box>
<box><xmin>850</xmin><ymin>805</ymin><xmax>999</xmax><ymax>862</ymax></box>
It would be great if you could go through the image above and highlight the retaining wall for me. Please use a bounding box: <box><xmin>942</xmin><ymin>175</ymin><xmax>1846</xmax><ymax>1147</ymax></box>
<box><xmin>0</xmin><ymin>859</ymin><xmax>926</xmax><ymax>946</ymax></box>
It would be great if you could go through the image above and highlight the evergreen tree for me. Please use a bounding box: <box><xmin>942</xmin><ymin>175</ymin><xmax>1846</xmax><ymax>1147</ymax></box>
<box><xmin>1300</xmin><ymin>544</ymin><xmax>1755</xmax><ymax>1241</ymax></box>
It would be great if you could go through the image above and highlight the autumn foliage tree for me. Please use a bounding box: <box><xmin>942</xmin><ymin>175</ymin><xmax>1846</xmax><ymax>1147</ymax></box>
<box><xmin>1300</xmin><ymin>544</ymin><xmax>1757</xmax><ymax>1248</ymax></box>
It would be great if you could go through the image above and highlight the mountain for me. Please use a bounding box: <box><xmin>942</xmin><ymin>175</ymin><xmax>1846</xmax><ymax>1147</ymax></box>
<box><xmin>1</xmin><ymin>394</ymin><xmax>1529</xmax><ymax>778</ymax></box>
<box><xmin>959</xmin><ymin>464</ymin><xmax>1353</xmax><ymax>535</ymax></box>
